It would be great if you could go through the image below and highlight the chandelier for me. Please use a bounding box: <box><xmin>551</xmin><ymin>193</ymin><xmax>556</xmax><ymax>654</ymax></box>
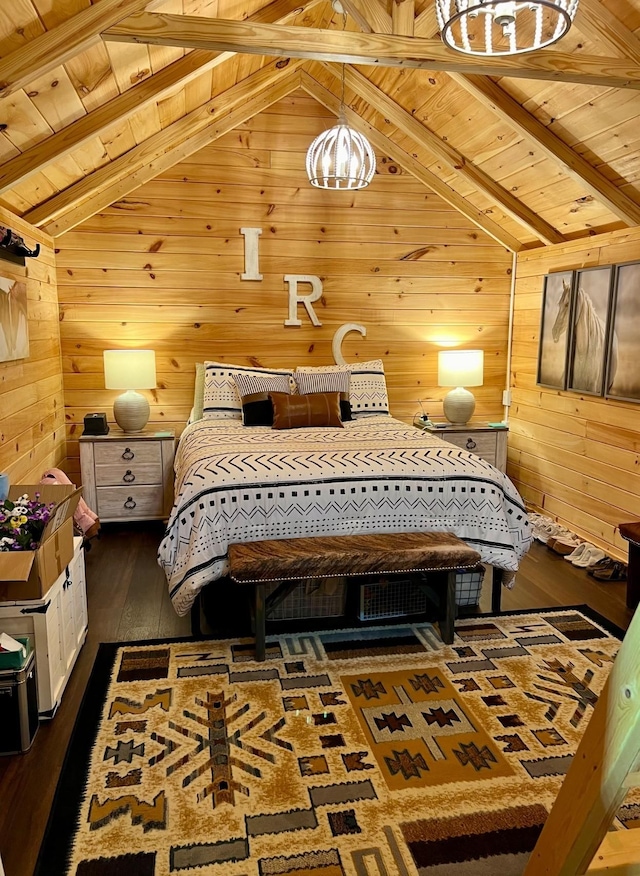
<box><xmin>436</xmin><ymin>1</ymin><xmax>580</xmax><ymax>56</ymax></box>
<box><xmin>306</xmin><ymin>1</ymin><xmax>376</xmax><ymax>190</ymax></box>
<box><xmin>306</xmin><ymin>104</ymin><xmax>376</xmax><ymax>190</ymax></box>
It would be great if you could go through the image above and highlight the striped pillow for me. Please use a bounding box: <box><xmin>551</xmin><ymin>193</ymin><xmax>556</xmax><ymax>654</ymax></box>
<box><xmin>294</xmin><ymin>370</ymin><xmax>352</xmax><ymax>421</ymax></box>
<box><xmin>233</xmin><ymin>372</ymin><xmax>292</xmax><ymax>426</ymax></box>
<box><xmin>202</xmin><ymin>361</ymin><xmax>293</xmax><ymax>420</ymax></box>
<box><xmin>297</xmin><ymin>359</ymin><xmax>389</xmax><ymax>417</ymax></box>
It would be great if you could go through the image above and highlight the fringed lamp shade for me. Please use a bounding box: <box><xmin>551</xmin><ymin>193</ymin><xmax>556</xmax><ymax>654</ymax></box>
<box><xmin>306</xmin><ymin>110</ymin><xmax>376</xmax><ymax>190</ymax></box>
<box><xmin>436</xmin><ymin>0</ymin><xmax>579</xmax><ymax>56</ymax></box>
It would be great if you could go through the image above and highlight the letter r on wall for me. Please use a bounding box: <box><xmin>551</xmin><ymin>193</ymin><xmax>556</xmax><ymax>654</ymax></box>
<box><xmin>284</xmin><ymin>275</ymin><xmax>323</xmax><ymax>326</ymax></box>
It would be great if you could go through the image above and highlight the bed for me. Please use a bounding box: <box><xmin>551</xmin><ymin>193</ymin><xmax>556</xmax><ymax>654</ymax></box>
<box><xmin>158</xmin><ymin>415</ymin><xmax>531</xmax><ymax>616</ymax></box>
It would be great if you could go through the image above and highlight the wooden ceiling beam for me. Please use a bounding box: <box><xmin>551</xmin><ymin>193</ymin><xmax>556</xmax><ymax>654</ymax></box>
<box><xmin>326</xmin><ymin>62</ymin><xmax>563</xmax><ymax>245</ymax></box>
<box><xmin>24</xmin><ymin>60</ymin><xmax>304</xmax><ymax>236</ymax></box>
<box><xmin>103</xmin><ymin>14</ymin><xmax>640</xmax><ymax>89</ymax></box>
<box><xmin>414</xmin><ymin>6</ymin><xmax>439</xmax><ymax>39</ymax></box>
<box><xmin>299</xmin><ymin>69</ymin><xmax>523</xmax><ymax>253</ymax></box>
<box><xmin>574</xmin><ymin>0</ymin><xmax>640</xmax><ymax>63</ymax></box>
<box><xmin>392</xmin><ymin>0</ymin><xmax>415</xmax><ymax>37</ymax></box>
<box><xmin>0</xmin><ymin>0</ymin><xmax>152</xmax><ymax>101</ymax></box>
<box><xmin>450</xmin><ymin>72</ymin><xmax>640</xmax><ymax>227</ymax></box>
<box><xmin>0</xmin><ymin>0</ymin><xmax>320</xmax><ymax>197</ymax></box>
<box><xmin>340</xmin><ymin>0</ymin><xmax>391</xmax><ymax>34</ymax></box>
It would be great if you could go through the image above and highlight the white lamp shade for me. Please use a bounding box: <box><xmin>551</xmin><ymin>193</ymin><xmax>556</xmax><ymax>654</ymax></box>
<box><xmin>438</xmin><ymin>349</ymin><xmax>484</xmax><ymax>388</ymax></box>
<box><xmin>104</xmin><ymin>350</ymin><xmax>156</xmax><ymax>390</ymax></box>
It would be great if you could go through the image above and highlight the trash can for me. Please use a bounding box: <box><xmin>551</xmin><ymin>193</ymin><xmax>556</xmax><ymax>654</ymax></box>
<box><xmin>0</xmin><ymin>644</ymin><xmax>38</xmax><ymax>755</ymax></box>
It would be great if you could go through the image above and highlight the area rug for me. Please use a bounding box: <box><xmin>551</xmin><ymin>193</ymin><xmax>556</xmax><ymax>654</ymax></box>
<box><xmin>37</xmin><ymin>607</ymin><xmax>635</xmax><ymax>876</ymax></box>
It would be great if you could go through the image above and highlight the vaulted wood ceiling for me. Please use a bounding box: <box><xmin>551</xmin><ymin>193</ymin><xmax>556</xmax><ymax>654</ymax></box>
<box><xmin>2</xmin><ymin>0</ymin><xmax>640</xmax><ymax>251</ymax></box>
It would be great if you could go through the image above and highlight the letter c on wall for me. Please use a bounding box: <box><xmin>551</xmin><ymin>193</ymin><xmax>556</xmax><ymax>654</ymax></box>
<box><xmin>332</xmin><ymin>323</ymin><xmax>367</xmax><ymax>365</ymax></box>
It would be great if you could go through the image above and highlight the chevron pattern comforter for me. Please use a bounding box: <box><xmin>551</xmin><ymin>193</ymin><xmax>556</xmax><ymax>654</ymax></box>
<box><xmin>159</xmin><ymin>417</ymin><xmax>531</xmax><ymax>616</ymax></box>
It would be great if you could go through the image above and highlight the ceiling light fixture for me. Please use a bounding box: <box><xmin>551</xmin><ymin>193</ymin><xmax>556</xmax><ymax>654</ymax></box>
<box><xmin>305</xmin><ymin>3</ymin><xmax>376</xmax><ymax>190</ymax></box>
<box><xmin>436</xmin><ymin>0</ymin><xmax>579</xmax><ymax>56</ymax></box>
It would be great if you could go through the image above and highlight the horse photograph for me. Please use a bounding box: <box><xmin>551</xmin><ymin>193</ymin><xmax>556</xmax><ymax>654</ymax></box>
<box><xmin>537</xmin><ymin>270</ymin><xmax>573</xmax><ymax>389</ymax></box>
<box><xmin>606</xmin><ymin>260</ymin><xmax>640</xmax><ymax>402</ymax></box>
<box><xmin>566</xmin><ymin>266</ymin><xmax>615</xmax><ymax>396</ymax></box>
<box><xmin>0</xmin><ymin>274</ymin><xmax>28</xmax><ymax>363</ymax></box>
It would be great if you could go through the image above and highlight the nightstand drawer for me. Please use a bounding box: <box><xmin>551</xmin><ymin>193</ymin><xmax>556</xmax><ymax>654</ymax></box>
<box><xmin>96</xmin><ymin>486</ymin><xmax>164</xmax><ymax>519</ymax></box>
<box><xmin>94</xmin><ymin>442</ymin><xmax>162</xmax><ymax>466</ymax></box>
<box><xmin>441</xmin><ymin>432</ymin><xmax>497</xmax><ymax>463</ymax></box>
<box><xmin>95</xmin><ymin>462</ymin><xmax>162</xmax><ymax>487</ymax></box>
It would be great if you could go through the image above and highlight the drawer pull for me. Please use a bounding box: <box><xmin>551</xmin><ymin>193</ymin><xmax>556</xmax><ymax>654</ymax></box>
<box><xmin>466</xmin><ymin>438</ymin><xmax>477</xmax><ymax>450</ymax></box>
<box><xmin>122</xmin><ymin>448</ymin><xmax>135</xmax><ymax>460</ymax></box>
<box><xmin>123</xmin><ymin>470</ymin><xmax>135</xmax><ymax>483</ymax></box>
<box><xmin>124</xmin><ymin>497</ymin><xmax>137</xmax><ymax>509</ymax></box>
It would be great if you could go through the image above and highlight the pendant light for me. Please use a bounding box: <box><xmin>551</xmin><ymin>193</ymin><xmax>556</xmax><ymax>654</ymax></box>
<box><xmin>436</xmin><ymin>0</ymin><xmax>579</xmax><ymax>56</ymax></box>
<box><xmin>305</xmin><ymin>4</ymin><xmax>376</xmax><ymax>190</ymax></box>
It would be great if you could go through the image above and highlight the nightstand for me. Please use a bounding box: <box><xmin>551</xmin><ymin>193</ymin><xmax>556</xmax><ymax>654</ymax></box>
<box><xmin>79</xmin><ymin>430</ymin><xmax>175</xmax><ymax>522</ymax></box>
<box><xmin>417</xmin><ymin>423</ymin><xmax>508</xmax><ymax>472</ymax></box>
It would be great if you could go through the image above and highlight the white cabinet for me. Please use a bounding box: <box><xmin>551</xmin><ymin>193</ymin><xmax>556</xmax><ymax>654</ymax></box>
<box><xmin>0</xmin><ymin>537</ymin><xmax>87</xmax><ymax>718</ymax></box>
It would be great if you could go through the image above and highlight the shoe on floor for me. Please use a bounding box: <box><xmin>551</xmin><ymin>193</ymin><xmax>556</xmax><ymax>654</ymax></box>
<box><xmin>588</xmin><ymin>557</ymin><xmax>615</xmax><ymax>575</ymax></box>
<box><xmin>564</xmin><ymin>542</ymin><xmax>589</xmax><ymax>563</ymax></box>
<box><xmin>534</xmin><ymin>522</ymin><xmax>567</xmax><ymax>544</ymax></box>
<box><xmin>573</xmin><ymin>546</ymin><xmax>606</xmax><ymax>568</ymax></box>
<box><xmin>591</xmin><ymin>560</ymin><xmax>627</xmax><ymax>581</ymax></box>
<box><xmin>548</xmin><ymin>535</ymin><xmax>582</xmax><ymax>555</ymax></box>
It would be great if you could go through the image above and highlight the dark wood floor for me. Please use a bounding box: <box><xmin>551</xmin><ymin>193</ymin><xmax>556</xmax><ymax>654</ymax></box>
<box><xmin>0</xmin><ymin>523</ymin><xmax>633</xmax><ymax>876</ymax></box>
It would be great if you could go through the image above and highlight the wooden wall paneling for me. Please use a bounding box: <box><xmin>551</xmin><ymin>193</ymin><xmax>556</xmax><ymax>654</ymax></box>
<box><xmin>0</xmin><ymin>207</ymin><xmax>65</xmax><ymax>483</ymax></box>
<box><xmin>57</xmin><ymin>88</ymin><xmax>513</xmax><ymax>480</ymax></box>
<box><xmin>511</xmin><ymin>224</ymin><xmax>640</xmax><ymax>562</ymax></box>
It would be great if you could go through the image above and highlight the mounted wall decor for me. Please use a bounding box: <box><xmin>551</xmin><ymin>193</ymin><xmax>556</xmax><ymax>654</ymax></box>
<box><xmin>537</xmin><ymin>269</ymin><xmax>573</xmax><ymax>390</ymax></box>
<box><xmin>567</xmin><ymin>265</ymin><xmax>614</xmax><ymax>397</ymax></box>
<box><xmin>0</xmin><ymin>274</ymin><xmax>28</xmax><ymax>362</ymax></box>
<box><xmin>606</xmin><ymin>260</ymin><xmax>640</xmax><ymax>403</ymax></box>
<box><xmin>0</xmin><ymin>225</ymin><xmax>40</xmax><ymax>267</ymax></box>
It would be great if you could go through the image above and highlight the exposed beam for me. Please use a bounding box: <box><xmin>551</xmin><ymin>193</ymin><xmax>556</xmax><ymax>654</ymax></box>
<box><xmin>0</xmin><ymin>0</ymin><xmax>320</xmax><ymax>197</ymax></box>
<box><xmin>414</xmin><ymin>6</ymin><xmax>439</xmax><ymax>39</ymax></box>
<box><xmin>340</xmin><ymin>0</ymin><xmax>391</xmax><ymax>34</ymax></box>
<box><xmin>450</xmin><ymin>72</ymin><xmax>640</xmax><ymax>227</ymax></box>
<box><xmin>24</xmin><ymin>60</ymin><xmax>303</xmax><ymax>236</ymax></box>
<box><xmin>575</xmin><ymin>0</ymin><xmax>640</xmax><ymax>63</ymax></box>
<box><xmin>0</xmin><ymin>0</ymin><xmax>151</xmax><ymax>100</ymax></box>
<box><xmin>392</xmin><ymin>0</ymin><xmax>415</xmax><ymax>37</ymax></box>
<box><xmin>326</xmin><ymin>63</ymin><xmax>563</xmax><ymax>245</ymax></box>
<box><xmin>299</xmin><ymin>70</ymin><xmax>523</xmax><ymax>253</ymax></box>
<box><xmin>104</xmin><ymin>14</ymin><xmax>640</xmax><ymax>89</ymax></box>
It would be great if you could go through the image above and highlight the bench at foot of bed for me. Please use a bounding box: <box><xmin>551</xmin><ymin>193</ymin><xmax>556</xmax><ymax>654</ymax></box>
<box><xmin>228</xmin><ymin>532</ymin><xmax>482</xmax><ymax>661</ymax></box>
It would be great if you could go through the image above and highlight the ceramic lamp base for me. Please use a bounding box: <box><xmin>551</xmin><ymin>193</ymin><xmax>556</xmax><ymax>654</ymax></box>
<box><xmin>443</xmin><ymin>386</ymin><xmax>475</xmax><ymax>425</ymax></box>
<box><xmin>113</xmin><ymin>390</ymin><xmax>150</xmax><ymax>432</ymax></box>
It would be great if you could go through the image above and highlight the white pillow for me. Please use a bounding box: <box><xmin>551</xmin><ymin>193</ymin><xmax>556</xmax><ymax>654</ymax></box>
<box><xmin>203</xmin><ymin>361</ymin><xmax>293</xmax><ymax>419</ymax></box>
<box><xmin>297</xmin><ymin>359</ymin><xmax>389</xmax><ymax>417</ymax></box>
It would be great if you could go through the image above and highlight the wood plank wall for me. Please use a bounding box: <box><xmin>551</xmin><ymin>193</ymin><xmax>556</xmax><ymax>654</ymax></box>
<box><xmin>56</xmin><ymin>90</ymin><xmax>514</xmax><ymax>481</ymax></box>
<box><xmin>0</xmin><ymin>208</ymin><xmax>65</xmax><ymax>483</ymax></box>
<box><xmin>510</xmin><ymin>226</ymin><xmax>640</xmax><ymax>562</ymax></box>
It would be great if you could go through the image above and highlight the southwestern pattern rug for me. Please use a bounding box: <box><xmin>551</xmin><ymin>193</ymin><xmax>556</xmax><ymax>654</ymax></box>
<box><xmin>37</xmin><ymin>607</ymin><xmax>638</xmax><ymax>876</ymax></box>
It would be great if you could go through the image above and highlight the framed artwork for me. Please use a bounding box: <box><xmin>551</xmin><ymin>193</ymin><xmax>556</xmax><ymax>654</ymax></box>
<box><xmin>537</xmin><ymin>270</ymin><xmax>573</xmax><ymax>390</ymax></box>
<box><xmin>567</xmin><ymin>265</ymin><xmax>614</xmax><ymax>397</ymax></box>
<box><xmin>606</xmin><ymin>260</ymin><xmax>640</xmax><ymax>402</ymax></box>
<box><xmin>0</xmin><ymin>273</ymin><xmax>28</xmax><ymax>363</ymax></box>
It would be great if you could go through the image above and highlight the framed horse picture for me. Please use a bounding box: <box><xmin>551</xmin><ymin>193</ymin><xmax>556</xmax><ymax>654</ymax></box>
<box><xmin>606</xmin><ymin>260</ymin><xmax>640</xmax><ymax>403</ymax></box>
<box><xmin>0</xmin><ymin>272</ymin><xmax>28</xmax><ymax>362</ymax></box>
<box><xmin>537</xmin><ymin>270</ymin><xmax>574</xmax><ymax>390</ymax></box>
<box><xmin>567</xmin><ymin>265</ymin><xmax>614</xmax><ymax>397</ymax></box>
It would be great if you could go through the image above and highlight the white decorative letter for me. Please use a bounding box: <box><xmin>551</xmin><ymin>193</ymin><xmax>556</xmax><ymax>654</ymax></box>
<box><xmin>284</xmin><ymin>275</ymin><xmax>323</xmax><ymax>326</ymax></box>
<box><xmin>332</xmin><ymin>323</ymin><xmax>367</xmax><ymax>365</ymax></box>
<box><xmin>240</xmin><ymin>227</ymin><xmax>263</xmax><ymax>280</ymax></box>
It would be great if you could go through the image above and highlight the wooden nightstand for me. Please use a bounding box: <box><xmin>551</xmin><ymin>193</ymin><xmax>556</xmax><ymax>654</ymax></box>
<box><xmin>417</xmin><ymin>423</ymin><xmax>508</xmax><ymax>472</ymax></box>
<box><xmin>79</xmin><ymin>430</ymin><xmax>175</xmax><ymax>523</ymax></box>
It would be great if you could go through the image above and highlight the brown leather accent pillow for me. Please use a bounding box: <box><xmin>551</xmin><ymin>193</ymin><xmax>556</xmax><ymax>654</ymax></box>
<box><xmin>270</xmin><ymin>391</ymin><xmax>343</xmax><ymax>430</ymax></box>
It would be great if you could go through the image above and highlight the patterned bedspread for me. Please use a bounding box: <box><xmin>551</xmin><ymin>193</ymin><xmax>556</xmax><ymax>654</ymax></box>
<box><xmin>158</xmin><ymin>417</ymin><xmax>531</xmax><ymax>616</ymax></box>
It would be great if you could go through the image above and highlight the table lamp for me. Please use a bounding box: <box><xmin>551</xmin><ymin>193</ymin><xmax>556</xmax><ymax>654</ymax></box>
<box><xmin>438</xmin><ymin>349</ymin><xmax>484</xmax><ymax>425</ymax></box>
<box><xmin>104</xmin><ymin>349</ymin><xmax>156</xmax><ymax>432</ymax></box>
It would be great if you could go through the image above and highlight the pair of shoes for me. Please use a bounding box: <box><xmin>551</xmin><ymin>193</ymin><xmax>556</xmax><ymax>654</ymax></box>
<box><xmin>533</xmin><ymin>521</ymin><xmax>567</xmax><ymax>544</ymax></box>
<box><xmin>548</xmin><ymin>534</ymin><xmax>582</xmax><ymax>555</ymax></box>
<box><xmin>564</xmin><ymin>543</ymin><xmax>606</xmax><ymax>567</ymax></box>
<box><xmin>590</xmin><ymin>559</ymin><xmax>627</xmax><ymax>581</ymax></box>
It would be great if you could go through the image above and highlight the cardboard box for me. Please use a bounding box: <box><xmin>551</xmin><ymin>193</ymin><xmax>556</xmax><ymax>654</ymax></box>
<box><xmin>0</xmin><ymin>485</ymin><xmax>82</xmax><ymax>602</ymax></box>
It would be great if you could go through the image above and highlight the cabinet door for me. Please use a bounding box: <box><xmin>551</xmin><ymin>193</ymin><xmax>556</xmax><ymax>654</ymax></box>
<box><xmin>43</xmin><ymin>584</ymin><xmax>66</xmax><ymax>715</ymax></box>
<box><xmin>69</xmin><ymin>549</ymin><xmax>88</xmax><ymax>649</ymax></box>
